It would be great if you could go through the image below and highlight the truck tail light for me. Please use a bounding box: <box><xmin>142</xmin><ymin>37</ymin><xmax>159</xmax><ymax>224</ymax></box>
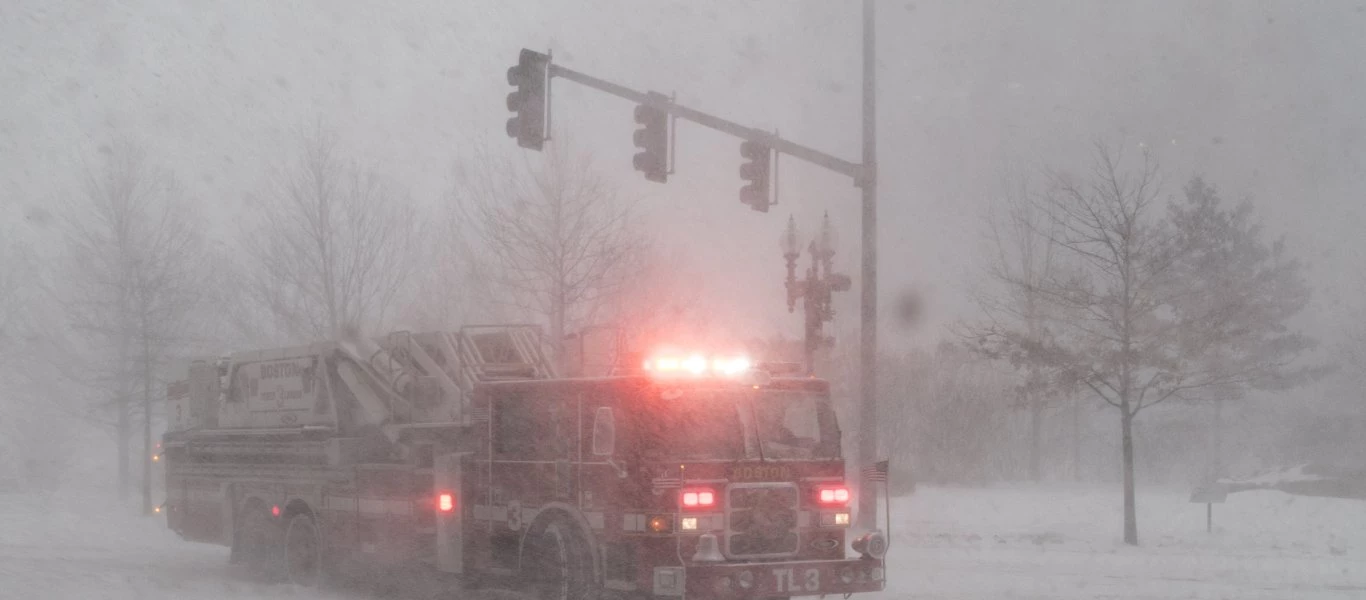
<box><xmin>680</xmin><ymin>488</ymin><xmax>717</xmax><ymax>509</ymax></box>
<box><xmin>817</xmin><ymin>486</ymin><xmax>850</xmax><ymax>505</ymax></box>
<box><xmin>438</xmin><ymin>492</ymin><xmax>455</xmax><ymax>513</ymax></box>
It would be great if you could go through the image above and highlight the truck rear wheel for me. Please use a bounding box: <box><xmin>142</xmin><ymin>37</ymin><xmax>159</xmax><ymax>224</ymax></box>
<box><xmin>284</xmin><ymin>512</ymin><xmax>323</xmax><ymax>587</ymax></box>
<box><xmin>522</xmin><ymin>518</ymin><xmax>595</xmax><ymax>600</ymax></box>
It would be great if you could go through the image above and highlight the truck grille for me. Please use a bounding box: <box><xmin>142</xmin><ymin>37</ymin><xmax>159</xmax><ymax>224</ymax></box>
<box><xmin>726</xmin><ymin>483</ymin><xmax>800</xmax><ymax>558</ymax></box>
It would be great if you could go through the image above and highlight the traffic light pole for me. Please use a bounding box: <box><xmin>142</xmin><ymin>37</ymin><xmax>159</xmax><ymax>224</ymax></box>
<box><xmin>520</xmin><ymin>2</ymin><xmax>882</xmax><ymax>529</ymax></box>
<box><xmin>856</xmin><ymin>0</ymin><xmax>880</xmax><ymax>533</ymax></box>
<box><xmin>549</xmin><ymin>65</ymin><xmax>864</xmax><ymax>181</ymax></box>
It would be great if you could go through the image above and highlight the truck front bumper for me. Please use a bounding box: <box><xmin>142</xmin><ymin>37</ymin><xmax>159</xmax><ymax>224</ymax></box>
<box><xmin>653</xmin><ymin>558</ymin><xmax>886</xmax><ymax>599</ymax></box>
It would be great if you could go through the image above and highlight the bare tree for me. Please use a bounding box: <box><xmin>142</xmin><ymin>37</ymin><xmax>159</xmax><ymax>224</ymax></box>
<box><xmin>962</xmin><ymin>173</ymin><xmax>1073</xmax><ymax>482</ymax></box>
<box><xmin>609</xmin><ymin>245</ymin><xmax>721</xmax><ymax>347</ymax></box>
<box><xmin>58</xmin><ymin>141</ymin><xmax>207</xmax><ymax>513</ymax></box>
<box><xmin>241</xmin><ymin>127</ymin><xmax>422</xmax><ymax>342</ymax></box>
<box><xmin>451</xmin><ymin>140</ymin><xmax>647</xmax><ymax>369</ymax></box>
<box><xmin>1027</xmin><ymin>143</ymin><xmax>1315</xmax><ymax>545</ymax></box>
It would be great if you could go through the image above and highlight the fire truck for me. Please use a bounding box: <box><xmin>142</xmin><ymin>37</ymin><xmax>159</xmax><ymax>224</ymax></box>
<box><xmin>161</xmin><ymin>325</ymin><xmax>888</xmax><ymax>600</ymax></box>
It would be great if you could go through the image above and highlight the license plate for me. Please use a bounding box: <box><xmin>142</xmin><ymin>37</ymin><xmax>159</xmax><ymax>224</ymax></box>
<box><xmin>769</xmin><ymin>565</ymin><xmax>827</xmax><ymax>594</ymax></box>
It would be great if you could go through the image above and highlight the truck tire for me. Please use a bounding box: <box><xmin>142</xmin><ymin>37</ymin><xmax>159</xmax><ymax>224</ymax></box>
<box><xmin>284</xmin><ymin>512</ymin><xmax>324</xmax><ymax>587</ymax></box>
<box><xmin>237</xmin><ymin>503</ymin><xmax>284</xmax><ymax>581</ymax></box>
<box><xmin>522</xmin><ymin>517</ymin><xmax>595</xmax><ymax>600</ymax></box>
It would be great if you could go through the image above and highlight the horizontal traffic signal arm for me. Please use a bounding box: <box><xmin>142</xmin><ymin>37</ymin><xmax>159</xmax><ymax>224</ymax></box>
<box><xmin>542</xmin><ymin>56</ymin><xmax>868</xmax><ymax>186</ymax></box>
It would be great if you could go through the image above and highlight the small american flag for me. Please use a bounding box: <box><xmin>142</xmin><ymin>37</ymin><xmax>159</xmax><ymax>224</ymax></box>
<box><xmin>862</xmin><ymin>460</ymin><xmax>889</xmax><ymax>483</ymax></box>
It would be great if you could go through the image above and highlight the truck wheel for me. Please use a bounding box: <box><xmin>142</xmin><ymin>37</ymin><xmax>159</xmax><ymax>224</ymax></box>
<box><xmin>522</xmin><ymin>518</ymin><xmax>594</xmax><ymax>600</ymax></box>
<box><xmin>238</xmin><ymin>504</ymin><xmax>284</xmax><ymax>581</ymax></box>
<box><xmin>284</xmin><ymin>512</ymin><xmax>323</xmax><ymax>587</ymax></box>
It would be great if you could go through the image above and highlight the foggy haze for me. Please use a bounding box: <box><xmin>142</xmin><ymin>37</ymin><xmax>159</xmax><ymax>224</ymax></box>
<box><xmin>5</xmin><ymin>1</ymin><xmax>1364</xmax><ymax>343</ymax></box>
<box><xmin>2</xmin><ymin>1</ymin><xmax>1365</xmax><ymax>599</ymax></box>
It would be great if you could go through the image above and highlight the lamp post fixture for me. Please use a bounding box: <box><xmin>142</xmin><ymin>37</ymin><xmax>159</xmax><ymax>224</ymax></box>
<box><xmin>782</xmin><ymin>212</ymin><xmax>852</xmax><ymax>375</ymax></box>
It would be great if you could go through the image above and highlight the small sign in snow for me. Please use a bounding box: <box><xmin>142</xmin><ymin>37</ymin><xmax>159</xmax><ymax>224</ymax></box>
<box><xmin>1189</xmin><ymin>485</ymin><xmax>1228</xmax><ymax>504</ymax></box>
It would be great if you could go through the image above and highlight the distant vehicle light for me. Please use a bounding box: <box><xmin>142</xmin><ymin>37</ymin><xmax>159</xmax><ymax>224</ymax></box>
<box><xmin>271</xmin><ymin>505</ymin><xmax>281</xmax><ymax>517</ymax></box>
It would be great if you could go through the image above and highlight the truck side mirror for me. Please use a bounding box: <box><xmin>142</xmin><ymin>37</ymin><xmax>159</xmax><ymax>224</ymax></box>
<box><xmin>592</xmin><ymin>407</ymin><xmax>615</xmax><ymax>456</ymax></box>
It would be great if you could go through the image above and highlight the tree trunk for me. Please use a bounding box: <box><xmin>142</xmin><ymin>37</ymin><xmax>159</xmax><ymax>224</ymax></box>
<box><xmin>1211</xmin><ymin>396</ymin><xmax>1224</xmax><ymax>478</ymax></box>
<box><xmin>117</xmin><ymin>394</ymin><xmax>130</xmax><ymax>499</ymax></box>
<box><xmin>550</xmin><ymin>280</ymin><xmax>565</xmax><ymax>375</ymax></box>
<box><xmin>1028</xmin><ymin>393</ymin><xmax>1042</xmax><ymax>482</ymax></box>
<box><xmin>142</xmin><ymin>340</ymin><xmax>154</xmax><ymax>516</ymax></box>
<box><xmin>1072</xmin><ymin>395</ymin><xmax>1082</xmax><ymax>482</ymax></box>
<box><xmin>1120</xmin><ymin>406</ymin><xmax>1138</xmax><ymax>545</ymax></box>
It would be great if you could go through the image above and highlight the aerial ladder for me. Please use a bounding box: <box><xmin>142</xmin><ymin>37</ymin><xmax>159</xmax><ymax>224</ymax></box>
<box><xmin>161</xmin><ymin>325</ymin><xmax>556</xmax><ymax>469</ymax></box>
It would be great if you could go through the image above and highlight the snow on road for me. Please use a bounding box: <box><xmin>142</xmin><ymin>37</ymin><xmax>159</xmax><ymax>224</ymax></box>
<box><xmin>1</xmin><ymin>485</ymin><xmax>1363</xmax><ymax>599</ymax></box>
<box><xmin>0</xmin><ymin>492</ymin><xmax>342</xmax><ymax>600</ymax></box>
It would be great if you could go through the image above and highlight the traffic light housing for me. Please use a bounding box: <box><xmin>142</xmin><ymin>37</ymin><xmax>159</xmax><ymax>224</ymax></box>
<box><xmin>632</xmin><ymin>102</ymin><xmax>668</xmax><ymax>183</ymax></box>
<box><xmin>739</xmin><ymin>140</ymin><xmax>771</xmax><ymax>212</ymax></box>
<box><xmin>506</xmin><ymin>49</ymin><xmax>549</xmax><ymax>151</ymax></box>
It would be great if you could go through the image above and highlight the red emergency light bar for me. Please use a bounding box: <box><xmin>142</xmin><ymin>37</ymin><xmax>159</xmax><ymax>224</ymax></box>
<box><xmin>643</xmin><ymin>352</ymin><xmax>751</xmax><ymax>377</ymax></box>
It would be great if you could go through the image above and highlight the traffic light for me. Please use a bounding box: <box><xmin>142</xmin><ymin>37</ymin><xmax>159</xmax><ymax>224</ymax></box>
<box><xmin>739</xmin><ymin>140</ymin><xmax>771</xmax><ymax>212</ymax></box>
<box><xmin>632</xmin><ymin>101</ymin><xmax>668</xmax><ymax>183</ymax></box>
<box><xmin>506</xmin><ymin>49</ymin><xmax>549</xmax><ymax>151</ymax></box>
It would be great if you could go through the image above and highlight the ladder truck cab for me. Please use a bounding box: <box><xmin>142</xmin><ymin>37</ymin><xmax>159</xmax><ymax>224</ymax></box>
<box><xmin>161</xmin><ymin>327</ymin><xmax>888</xmax><ymax>600</ymax></box>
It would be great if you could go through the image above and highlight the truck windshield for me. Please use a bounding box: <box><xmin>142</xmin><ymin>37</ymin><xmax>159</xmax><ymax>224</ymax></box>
<box><xmin>752</xmin><ymin>391</ymin><xmax>840</xmax><ymax>460</ymax></box>
<box><xmin>634</xmin><ymin>386</ymin><xmax>838</xmax><ymax>461</ymax></box>
<box><xmin>636</xmin><ymin>388</ymin><xmax>747</xmax><ymax>460</ymax></box>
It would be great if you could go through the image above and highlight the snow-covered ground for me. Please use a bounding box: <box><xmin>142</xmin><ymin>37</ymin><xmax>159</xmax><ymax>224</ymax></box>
<box><xmin>1</xmin><ymin>485</ymin><xmax>1363</xmax><ymax>599</ymax></box>
<box><xmin>878</xmin><ymin>485</ymin><xmax>1366</xmax><ymax>599</ymax></box>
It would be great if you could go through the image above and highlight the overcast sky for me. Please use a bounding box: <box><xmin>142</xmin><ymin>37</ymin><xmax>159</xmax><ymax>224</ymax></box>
<box><xmin>4</xmin><ymin>0</ymin><xmax>1364</xmax><ymax>348</ymax></box>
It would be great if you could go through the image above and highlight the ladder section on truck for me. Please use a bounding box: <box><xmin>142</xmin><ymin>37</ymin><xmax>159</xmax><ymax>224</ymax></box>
<box><xmin>456</xmin><ymin>325</ymin><xmax>555</xmax><ymax>384</ymax></box>
<box><xmin>378</xmin><ymin>325</ymin><xmax>553</xmax><ymax>424</ymax></box>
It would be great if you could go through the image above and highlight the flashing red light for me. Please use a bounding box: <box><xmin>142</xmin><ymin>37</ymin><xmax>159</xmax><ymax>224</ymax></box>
<box><xmin>817</xmin><ymin>486</ymin><xmax>851</xmax><ymax>505</ymax></box>
<box><xmin>643</xmin><ymin>352</ymin><xmax>751</xmax><ymax>377</ymax></box>
<box><xmin>438</xmin><ymin>492</ymin><xmax>455</xmax><ymax>513</ymax></box>
<box><xmin>681</xmin><ymin>488</ymin><xmax>716</xmax><ymax>509</ymax></box>
<box><xmin>271</xmin><ymin>505</ymin><xmax>281</xmax><ymax>517</ymax></box>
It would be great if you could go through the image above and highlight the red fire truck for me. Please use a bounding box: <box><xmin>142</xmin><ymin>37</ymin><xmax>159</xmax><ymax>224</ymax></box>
<box><xmin>161</xmin><ymin>326</ymin><xmax>888</xmax><ymax>600</ymax></box>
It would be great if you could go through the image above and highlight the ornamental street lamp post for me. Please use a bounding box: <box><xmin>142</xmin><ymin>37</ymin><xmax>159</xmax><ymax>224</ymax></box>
<box><xmin>782</xmin><ymin>213</ymin><xmax>851</xmax><ymax>376</ymax></box>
